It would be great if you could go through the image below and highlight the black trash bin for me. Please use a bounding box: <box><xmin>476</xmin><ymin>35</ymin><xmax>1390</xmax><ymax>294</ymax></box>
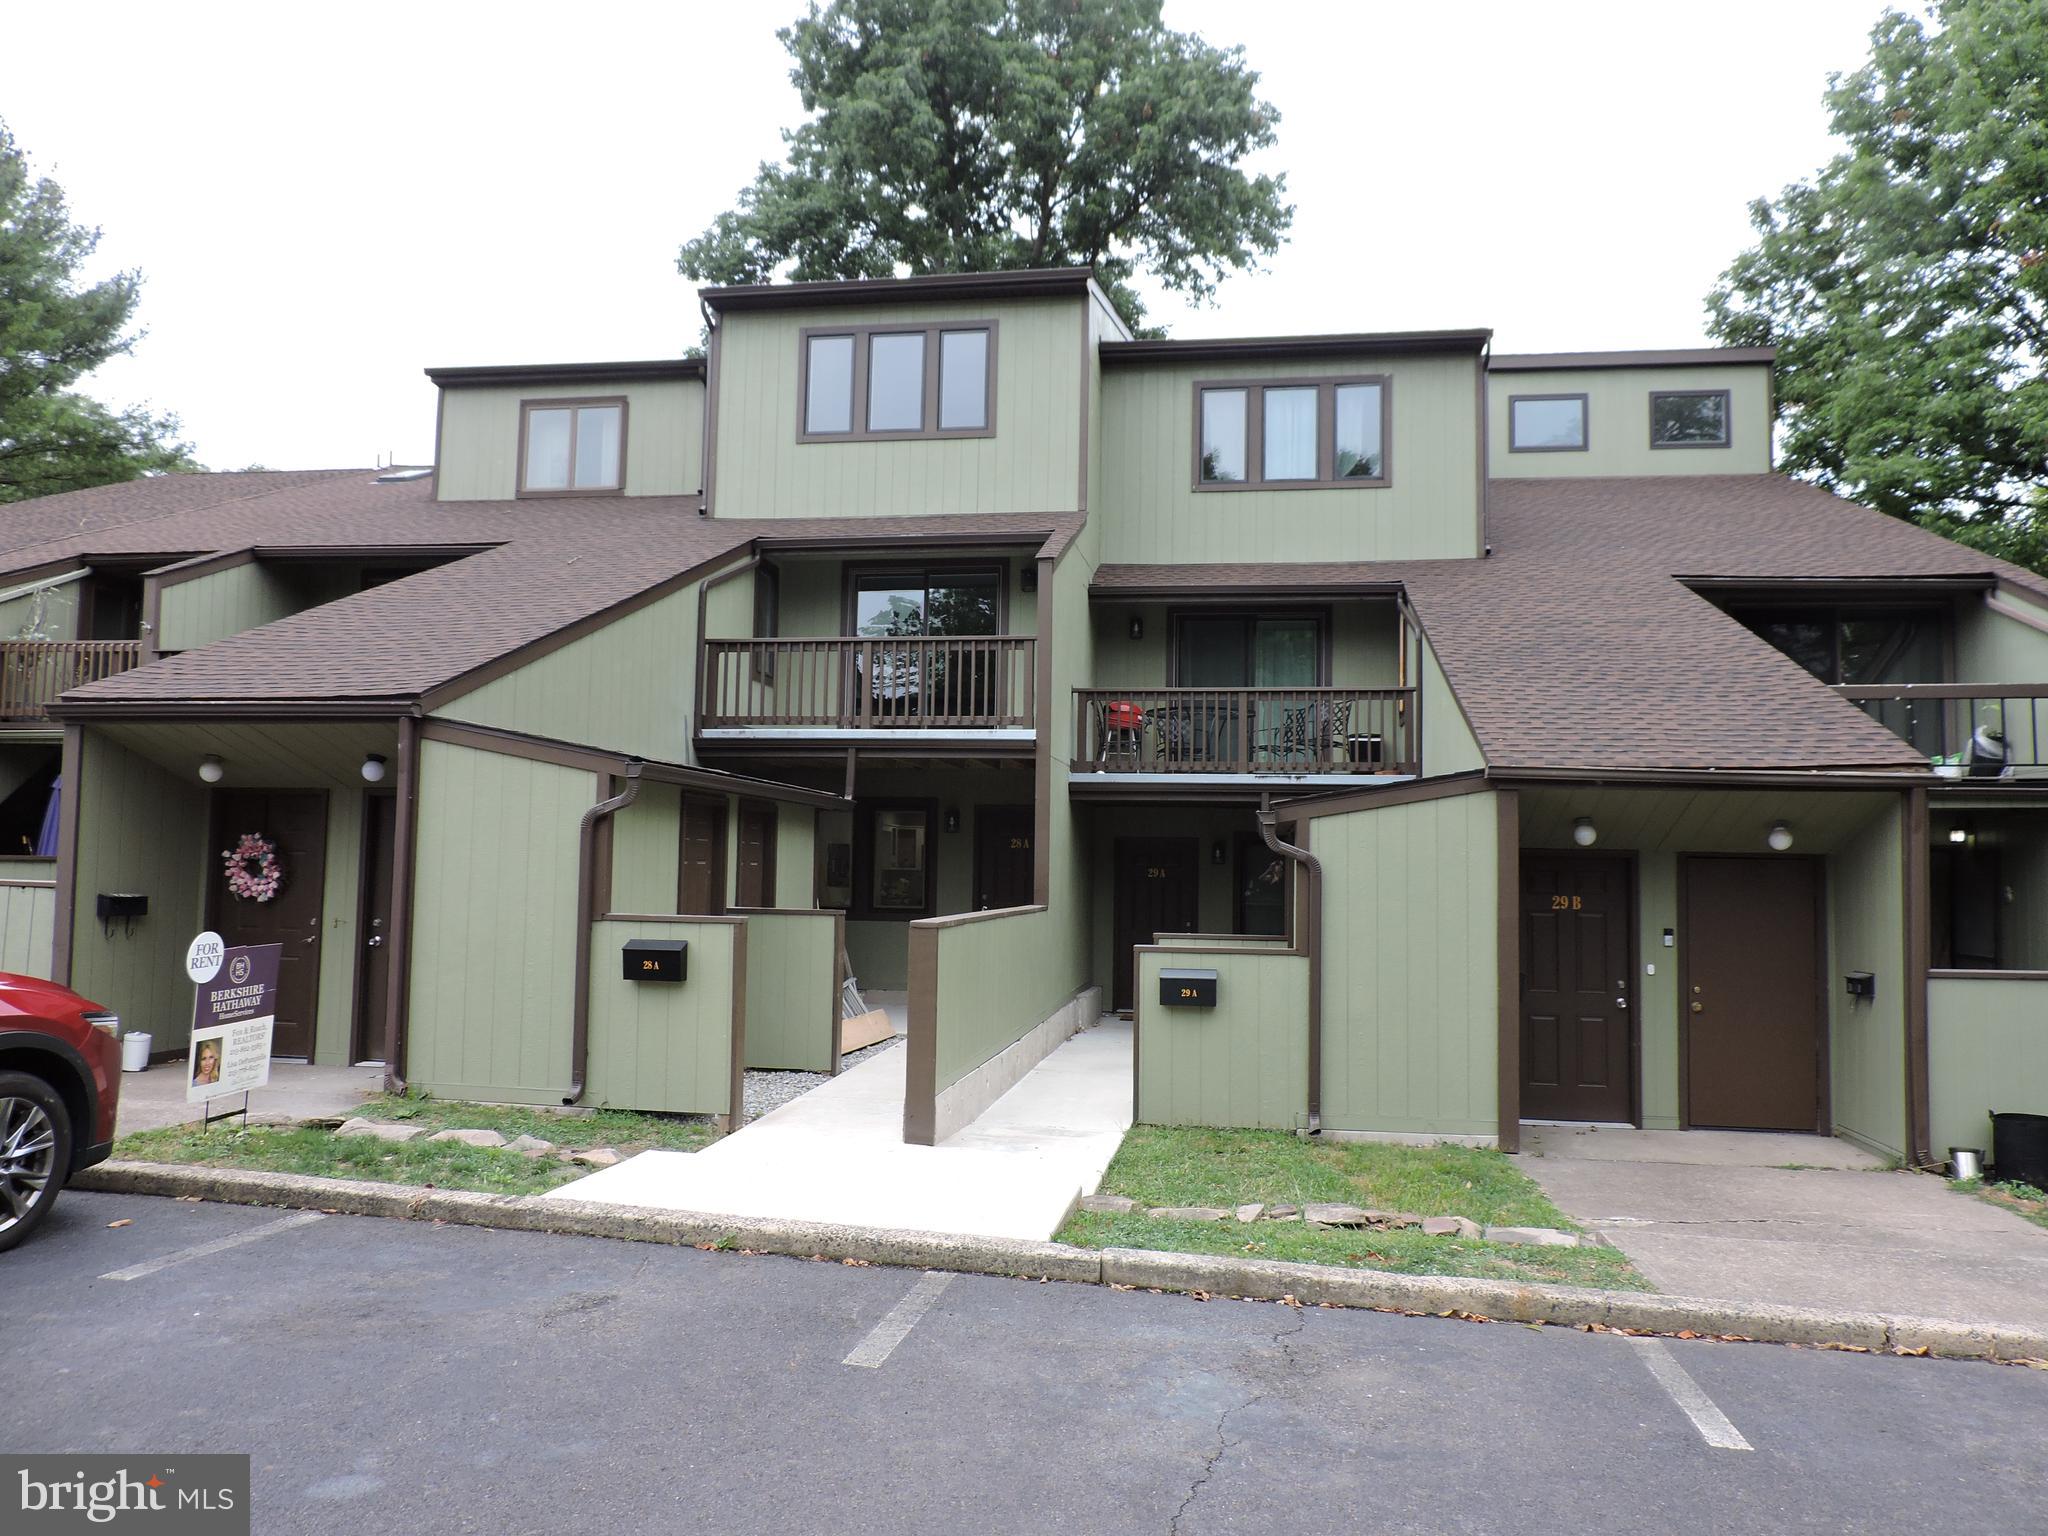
<box><xmin>1990</xmin><ymin>1112</ymin><xmax>2048</xmax><ymax>1191</ymax></box>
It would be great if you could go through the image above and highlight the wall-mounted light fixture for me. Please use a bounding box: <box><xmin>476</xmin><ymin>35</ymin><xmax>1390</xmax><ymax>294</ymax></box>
<box><xmin>1767</xmin><ymin>821</ymin><xmax>1794</xmax><ymax>852</ymax></box>
<box><xmin>1128</xmin><ymin>614</ymin><xmax>1144</xmax><ymax>642</ymax></box>
<box><xmin>1948</xmin><ymin>824</ymin><xmax>1970</xmax><ymax>845</ymax></box>
<box><xmin>1572</xmin><ymin>816</ymin><xmax>1597</xmax><ymax>847</ymax></box>
<box><xmin>1211</xmin><ymin>839</ymin><xmax>1227</xmax><ymax>866</ymax></box>
<box><xmin>943</xmin><ymin>806</ymin><xmax>961</xmax><ymax>834</ymax></box>
<box><xmin>198</xmin><ymin>755</ymin><xmax>225</xmax><ymax>785</ymax></box>
<box><xmin>360</xmin><ymin>753</ymin><xmax>388</xmax><ymax>784</ymax></box>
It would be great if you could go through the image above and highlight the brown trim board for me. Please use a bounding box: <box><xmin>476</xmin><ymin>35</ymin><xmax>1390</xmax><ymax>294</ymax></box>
<box><xmin>1903</xmin><ymin>786</ymin><xmax>1932</xmax><ymax>1167</ymax></box>
<box><xmin>1032</xmin><ymin>552</ymin><xmax>1055</xmax><ymax>904</ymax></box>
<box><xmin>904</xmin><ymin>922</ymin><xmax>939</xmax><ymax>1145</ymax></box>
<box><xmin>51</xmin><ymin>723</ymin><xmax>81</xmax><ymax>987</ymax></box>
<box><xmin>725</xmin><ymin>921</ymin><xmax>749</xmax><ymax>1134</ymax></box>
<box><xmin>1495</xmin><ymin>787</ymin><xmax>1519</xmax><ymax>1153</ymax></box>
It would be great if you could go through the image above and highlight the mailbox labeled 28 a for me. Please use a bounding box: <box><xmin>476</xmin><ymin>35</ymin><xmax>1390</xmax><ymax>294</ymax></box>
<box><xmin>623</xmin><ymin>938</ymin><xmax>687</xmax><ymax>983</ymax></box>
<box><xmin>1159</xmin><ymin>967</ymin><xmax>1218</xmax><ymax>1008</ymax></box>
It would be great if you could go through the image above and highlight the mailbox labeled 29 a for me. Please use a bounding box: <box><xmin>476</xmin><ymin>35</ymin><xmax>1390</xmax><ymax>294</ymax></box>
<box><xmin>1159</xmin><ymin>967</ymin><xmax>1218</xmax><ymax>1008</ymax></box>
<box><xmin>623</xmin><ymin>938</ymin><xmax>687</xmax><ymax>983</ymax></box>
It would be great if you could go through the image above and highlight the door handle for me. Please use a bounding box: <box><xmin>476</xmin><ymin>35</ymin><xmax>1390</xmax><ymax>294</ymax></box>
<box><xmin>1691</xmin><ymin>1001</ymin><xmax>1704</xmax><ymax>1013</ymax></box>
<box><xmin>1615</xmin><ymin>997</ymin><xmax>1628</xmax><ymax>1009</ymax></box>
<box><xmin>367</xmin><ymin>935</ymin><xmax>383</xmax><ymax>948</ymax></box>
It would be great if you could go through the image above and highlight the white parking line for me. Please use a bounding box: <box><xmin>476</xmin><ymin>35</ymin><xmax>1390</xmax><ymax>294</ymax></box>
<box><xmin>99</xmin><ymin>1212</ymin><xmax>328</xmax><ymax>1282</ymax></box>
<box><xmin>1628</xmin><ymin>1335</ymin><xmax>1753</xmax><ymax>1451</ymax></box>
<box><xmin>842</xmin><ymin>1271</ymin><xmax>955</xmax><ymax>1369</ymax></box>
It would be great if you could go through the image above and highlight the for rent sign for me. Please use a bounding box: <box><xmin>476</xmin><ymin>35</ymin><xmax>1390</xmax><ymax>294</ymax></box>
<box><xmin>186</xmin><ymin>942</ymin><xmax>280</xmax><ymax>1105</ymax></box>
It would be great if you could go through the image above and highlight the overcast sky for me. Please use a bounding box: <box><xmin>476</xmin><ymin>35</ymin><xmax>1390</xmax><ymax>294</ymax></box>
<box><xmin>2</xmin><ymin>1</ymin><xmax>1896</xmax><ymax>472</ymax></box>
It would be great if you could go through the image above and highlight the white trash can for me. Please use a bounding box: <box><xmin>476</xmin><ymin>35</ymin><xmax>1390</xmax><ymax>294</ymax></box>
<box><xmin>120</xmin><ymin>1031</ymin><xmax>152</xmax><ymax>1073</ymax></box>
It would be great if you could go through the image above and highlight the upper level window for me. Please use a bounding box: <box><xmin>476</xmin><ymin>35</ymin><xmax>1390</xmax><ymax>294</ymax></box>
<box><xmin>800</xmin><ymin>322</ymin><xmax>996</xmax><ymax>442</ymax></box>
<box><xmin>1196</xmin><ymin>378</ymin><xmax>1388</xmax><ymax>490</ymax></box>
<box><xmin>520</xmin><ymin>398</ymin><xmax>625</xmax><ymax>495</ymax></box>
<box><xmin>1509</xmin><ymin>393</ymin><xmax>1588</xmax><ymax>452</ymax></box>
<box><xmin>1650</xmin><ymin>389</ymin><xmax>1730</xmax><ymax>449</ymax></box>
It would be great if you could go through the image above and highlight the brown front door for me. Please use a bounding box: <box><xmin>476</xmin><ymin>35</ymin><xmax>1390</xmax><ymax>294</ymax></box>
<box><xmin>352</xmin><ymin>793</ymin><xmax>397</xmax><ymax>1064</ymax></box>
<box><xmin>209</xmin><ymin>790</ymin><xmax>327</xmax><ymax>1059</ymax></box>
<box><xmin>1683</xmin><ymin>857</ymin><xmax>1824</xmax><ymax>1132</ymax></box>
<box><xmin>973</xmin><ymin>805</ymin><xmax>1034</xmax><ymax>910</ymax></box>
<box><xmin>1520</xmin><ymin>854</ymin><xmax>1634</xmax><ymax>1124</ymax></box>
<box><xmin>679</xmin><ymin>795</ymin><xmax>728</xmax><ymax>915</ymax></box>
<box><xmin>735</xmin><ymin>800</ymin><xmax>778</xmax><ymax>908</ymax></box>
<box><xmin>1111</xmin><ymin>837</ymin><xmax>1200</xmax><ymax>1014</ymax></box>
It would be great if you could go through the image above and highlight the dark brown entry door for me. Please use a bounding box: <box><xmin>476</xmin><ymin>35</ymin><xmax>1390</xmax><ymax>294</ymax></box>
<box><xmin>973</xmin><ymin>805</ymin><xmax>1034</xmax><ymax>910</ymax></box>
<box><xmin>353</xmin><ymin>793</ymin><xmax>397</xmax><ymax>1064</ymax></box>
<box><xmin>679</xmin><ymin>796</ymin><xmax>728</xmax><ymax>915</ymax></box>
<box><xmin>210</xmin><ymin>790</ymin><xmax>327</xmax><ymax>1059</ymax></box>
<box><xmin>735</xmin><ymin>800</ymin><xmax>778</xmax><ymax>908</ymax></box>
<box><xmin>1111</xmin><ymin>837</ymin><xmax>1200</xmax><ymax>1014</ymax></box>
<box><xmin>1520</xmin><ymin>855</ymin><xmax>1633</xmax><ymax>1123</ymax></box>
<box><xmin>1684</xmin><ymin>857</ymin><xmax>1823</xmax><ymax>1132</ymax></box>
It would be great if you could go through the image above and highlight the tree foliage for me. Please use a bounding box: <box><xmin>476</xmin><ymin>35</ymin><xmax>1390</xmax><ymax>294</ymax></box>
<box><xmin>0</xmin><ymin>118</ymin><xmax>193</xmax><ymax>504</ymax></box>
<box><xmin>1707</xmin><ymin>0</ymin><xmax>2048</xmax><ymax>571</ymax></box>
<box><xmin>678</xmin><ymin>0</ymin><xmax>1292</xmax><ymax>333</ymax></box>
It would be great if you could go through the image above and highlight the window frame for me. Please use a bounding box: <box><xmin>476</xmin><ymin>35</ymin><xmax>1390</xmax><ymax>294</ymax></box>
<box><xmin>1191</xmin><ymin>375</ymin><xmax>1392</xmax><ymax>491</ymax></box>
<box><xmin>852</xmin><ymin>798</ymin><xmax>939</xmax><ymax>920</ymax></box>
<box><xmin>1648</xmin><ymin>388</ymin><xmax>1732</xmax><ymax>450</ymax></box>
<box><xmin>516</xmin><ymin>395</ymin><xmax>629</xmax><ymax>498</ymax></box>
<box><xmin>1507</xmin><ymin>392</ymin><xmax>1590</xmax><ymax>454</ymax></box>
<box><xmin>1166</xmin><ymin>606</ymin><xmax>1333</xmax><ymax>687</ymax></box>
<box><xmin>797</xmin><ymin>320</ymin><xmax>999</xmax><ymax>444</ymax></box>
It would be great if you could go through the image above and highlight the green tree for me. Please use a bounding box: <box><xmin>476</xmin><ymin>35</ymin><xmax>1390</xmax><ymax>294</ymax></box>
<box><xmin>0</xmin><ymin>118</ymin><xmax>194</xmax><ymax>503</ymax></box>
<box><xmin>679</xmin><ymin>0</ymin><xmax>1292</xmax><ymax>333</ymax></box>
<box><xmin>1707</xmin><ymin>0</ymin><xmax>2048</xmax><ymax>572</ymax></box>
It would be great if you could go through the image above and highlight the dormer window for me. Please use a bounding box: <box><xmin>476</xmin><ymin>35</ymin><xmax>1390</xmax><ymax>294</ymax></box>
<box><xmin>519</xmin><ymin>398</ymin><xmax>625</xmax><ymax>495</ymax></box>
<box><xmin>799</xmin><ymin>323</ymin><xmax>996</xmax><ymax>442</ymax></box>
<box><xmin>1650</xmin><ymin>389</ymin><xmax>1730</xmax><ymax>449</ymax></box>
<box><xmin>1508</xmin><ymin>393</ymin><xmax>1588</xmax><ymax>452</ymax></box>
<box><xmin>1195</xmin><ymin>377</ymin><xmax>1389</xmax><ymax>489</ymax></box>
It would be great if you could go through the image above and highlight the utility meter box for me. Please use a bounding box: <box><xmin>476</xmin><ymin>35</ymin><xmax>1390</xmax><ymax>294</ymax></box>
<box><xmin>623</xmin><ymin>939</ymin><xmax>687</xmax><ymax>983</ymax></box>
<box><xmin>1159</xmin><ymin>968</ymin><xmax>1218</xmax><ymax>1008</ymax></box>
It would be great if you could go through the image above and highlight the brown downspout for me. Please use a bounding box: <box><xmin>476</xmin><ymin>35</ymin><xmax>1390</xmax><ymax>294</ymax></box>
<box><xmin>565</xmin><ymin>760</ymin><xmax>643</xmax><ymax>1105</ymax></box>
<box><xmin>1258</xmin><ymin>797</ymin><xmax>1323</xmax><ymax>1135</ymax></box>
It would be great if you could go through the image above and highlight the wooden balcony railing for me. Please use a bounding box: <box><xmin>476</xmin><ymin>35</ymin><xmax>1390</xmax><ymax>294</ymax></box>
<box><xmin>700</xmin><ymin>636</ymin><xmax>1036</xmax><ymax>730</ymax></box>
<box><xmin>1837</xmin><ymin>683</ymin><xmax>2048</xmax><ymax>775</ymax></box>
<box><xmin>1072</xmin><ymin>687</ymin><xmax>1419</xmax><ymax>775</ymax></box>
<box><xmin>0</xmin><ymin>640</ymin><xmax>144</xmax><ymax>722</ymax></box>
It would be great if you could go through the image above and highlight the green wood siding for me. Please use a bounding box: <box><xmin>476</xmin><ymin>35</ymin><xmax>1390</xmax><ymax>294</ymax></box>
<box><xmin>1096</xmin><ymin>352</ymin><xmax>1481</xmax><ymax>564</ymax></box>
<box><xmin>1419</xmin><ymin>633</ymin><xmax>1485</xmax><ymax>775</ymax></box>
<box><xmin>710</xmin><ymin>298</ymin><xmax>1084</xmax><ymax>518</ymax></box>
<box><xmin>1136</xmin><ymin>945</ymin><xmax>1308</xmax><ymax>1129</ymax></box>
<box><xmin>435</xmin><ymin>379</ymin><xmax>704</xmax><ymax>502</ymax></box>
<box><xmin>1954</xmin><ymin>592</ymin><xmax>2048</xmax><ymax>683</ymax></box>
<box><xmin>1827</xmin><ymin>806</ymin><xmax>1907</xmax><ymax>1157</ymax></box>
<box><xmin>1928</xmin><ymin>976</ymin><xmax>2048</xmax><ymax>1156</ymax></box>
<box><xmin>0</xmin><ymin>574</ymin><xmax>81</xmax><ymax>641</ymax></box>
<box><xmin>609</xmin><ymin>783</ymin><xmax>681</xmax><ymax>913</ymax></box>
<box><xmin>775</xmin><ymin>802</ymin><xmax>814</xmax><ymax>907</ymax></box>
<box><xmin>405</xmin><ymin>739</ymin><xmax>595</xmax><ymax>1103</ymax></box>
<box><xmin>157</xmin><ymin>562</ymin><xmax>297</xmax><ymax>653</ymax></box>
<box><xmin>1312</xmin><ymin>789</ymin><xmax>1500</xmax><ymax>1137</ymax></box>
<box><xmin>584</xmin><ymin>917</ymin><xmax>738</xmax><ymax>1114</ymax></box>
<box><xmin>0</xmin><ymin>878</ymin><xmax>55</xmax><ymax>978</ymax></box>
<box><xmin>68</xmin><ymin>732</ymin><xmax>209</xmax><ymax>1046</ymax></box>
<box><xmin>1487</xmin><ymin>364</ymin><xmax>1772</xmax><ymax>478</ymax></box>
<box><xmin>739</xmin><ymin>910</ymin><xmax>839</xmax><ymax>1071</ymax></box>
<box><xmin>925</xmin><ymin>905</ymin><xmax>1072</xmax><ymax>1090</ymax></box>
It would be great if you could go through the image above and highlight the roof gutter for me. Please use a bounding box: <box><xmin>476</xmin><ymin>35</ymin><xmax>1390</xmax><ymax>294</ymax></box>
<box><xmin>566</xmin><ymin>760</ymin><xmax>643</xmax><ymax>1105</ymax></box>
<box><xmin>1258</xmin><ymin>796</ymin><xmax>1323</xmax><ymax>1136</ymax></box>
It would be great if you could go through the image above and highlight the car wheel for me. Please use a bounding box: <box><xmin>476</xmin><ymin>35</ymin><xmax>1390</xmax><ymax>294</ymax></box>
<box><xmin>0</xmin><ymin>1071</ymin><xmax>73</xmax><ymax>1253</ymax></box>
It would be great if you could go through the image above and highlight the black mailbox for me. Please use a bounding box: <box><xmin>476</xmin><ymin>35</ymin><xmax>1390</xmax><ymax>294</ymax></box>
<box><xmin>624</xmin><ymin>939</ymin><xmax>687</xmax><ymax>983</ymax></box>
<box><xmin>1844</xmin><ymin>971</ymin><xmax>1876</xmax><ymax>1001</ymax></box>
<box><xmin>1159</xmin><ymin>967</ymin><xmax>1218</xmax><ymax>1008</ymax></box>
<box><xmin>96</xmin><ymin>892</ymin><xmax>148</xmax><ymax>921</ymax></box>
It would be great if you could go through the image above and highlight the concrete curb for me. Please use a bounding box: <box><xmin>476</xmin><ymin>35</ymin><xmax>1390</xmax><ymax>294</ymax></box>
<box><xmin>73</xmin><ymin>1161</ymin><xmax>2048</xmax><ymax>1364</ymax></box>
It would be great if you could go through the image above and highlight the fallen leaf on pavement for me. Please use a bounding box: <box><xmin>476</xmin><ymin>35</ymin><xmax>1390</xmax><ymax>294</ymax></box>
<box><xmin>106</xmin><ymin>1218</ymin><xmax>132</xmax><ymax>1229</ymax></box>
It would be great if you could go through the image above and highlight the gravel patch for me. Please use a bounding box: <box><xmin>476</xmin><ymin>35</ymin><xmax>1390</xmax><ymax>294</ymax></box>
<box><xmin>742</xmin><ymin>1037</ymin><xmax>903</xmax><ymax>1123</ymax></box>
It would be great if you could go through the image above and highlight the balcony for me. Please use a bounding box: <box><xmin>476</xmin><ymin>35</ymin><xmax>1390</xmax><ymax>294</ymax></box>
<box><xmin>1837</xmin><ymin>683</ymin><xmax>2047</xmax><ymax>777</ymax></box>
<box><xmin>1072</xmin><ymin>687</ymin><xmax>1419</xmax><ymax>778</ymax></box>
<box><xmin>698</xmin><ymin>636</ymin><xmax>1036</xmax><ymax>738</ymax></box>
<box><xmin>0</xmin><ymin>640</ymin><xmax>144</xmax><ymax>723</ymax></box>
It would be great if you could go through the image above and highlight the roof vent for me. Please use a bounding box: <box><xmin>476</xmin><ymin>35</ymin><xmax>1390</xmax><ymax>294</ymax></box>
<box><xmin>374</xmin><ymin>467</ymin><xmax>433</xmax><ymax>483</ymax></box>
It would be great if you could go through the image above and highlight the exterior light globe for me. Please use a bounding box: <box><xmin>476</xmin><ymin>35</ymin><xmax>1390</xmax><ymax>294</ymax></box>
<box><xmin>198</xmin><ymin>755</ymin><xmax>225</xmax><ymax>784</ymax></box>
<box><xmin>361</xmin><ymin>754</ymin><xmax>388</xmax><ymax>784</ymax></box>
<box><xmin>1767</xmin><ymin>822</ymin><xmax>1794</xmax><ymax>852</ymax></box>
<box><xmin>1572</xmin><ymin>817</ymin><xmax>1597</xmax><ymax>847</ymax></box>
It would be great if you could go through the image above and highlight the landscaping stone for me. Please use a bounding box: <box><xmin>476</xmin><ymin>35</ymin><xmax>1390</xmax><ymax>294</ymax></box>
<box><xmin>507</xmin><ymin>1134</ymin><xmax>556</xmax><ymax>1158</ymax></box>
<box><xmin>571</xmin><ymin>1148</ymin><xmax>622</xmax><ymax>1168</ymax></box>
<box><xmin>1235</xmin><ymin>1203</ymin><xmax>1264</xmax><ymax>1223</ymax></box>
<box><xmin>1303</xmin><ymin>1204</ymin><xmax>1415</xmax><ymax>1229</ymax></box>
<box><xmin>1420</xmin><ymin>1216</ymin><xmax>1463</xmax><ymax>1237</ymax></box>
<box><xmin>426</xmin><ymin>1128</ymin><xmax>508</xmax><ymax>1148</ymax></box>
<box><xmin>1267</xmin><ymin>1205</ymin><xmax>1299</xmax><ymax>1220</ymax></box>
<box><xmin>335</xmin><ymin>1118</ymin><xmax>425</xmax><ymax>1144</ymax></box>
<box><xmin>1483</xmin><ymin>1224</ymin><xmax>1579</xmax><ymax>1248</ymax></box>
<box><xmin>1448</xmin><ymin>1216</ymin><xmax>1483</xmax><ymax>1240</ymax></box>
<box><xmin>1078</xmin><ymin>1194</ymin><xmax>1139</xmax><ymax>1215</ymax></box>
<box><xmin>1148</xmin><ymin>1206</ymin><xmax>1230</xmax><ymax>1222</ymax></box>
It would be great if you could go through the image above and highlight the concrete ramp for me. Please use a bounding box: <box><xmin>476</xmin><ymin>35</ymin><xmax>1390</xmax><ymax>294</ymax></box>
<box><xmin>551</xmin><ymin>1020</ymin><xmax>1133</xmax><ymax>1242</ymax></box>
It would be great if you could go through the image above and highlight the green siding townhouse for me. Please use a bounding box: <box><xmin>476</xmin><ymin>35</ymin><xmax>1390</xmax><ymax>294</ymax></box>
<box><xmin>0</xmin><ymin>267</ymin><xmax>2040</xmax><ymax>1164</ymax></box>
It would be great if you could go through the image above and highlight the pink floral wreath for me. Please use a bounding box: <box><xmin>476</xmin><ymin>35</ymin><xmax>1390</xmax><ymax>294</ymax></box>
<box><xmin>222</xmin><ymin>832</ymin><xmax>284</xmax><ymax>902</ymax></box>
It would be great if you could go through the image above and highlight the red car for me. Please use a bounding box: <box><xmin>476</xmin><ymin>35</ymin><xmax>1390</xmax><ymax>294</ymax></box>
<box><xmin>0</xmin><ymin>973</ymin><xmax>122</xmax><ymax>1251</ymax></box>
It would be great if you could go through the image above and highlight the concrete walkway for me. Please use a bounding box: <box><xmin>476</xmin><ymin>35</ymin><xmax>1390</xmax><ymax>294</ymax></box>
<box><xmin>1521</xmin><ymin>1126</ymin><xmax>2048</xmax><ymax>1332</ymax></box>
<box><xmin>115</xmin><ymin>1060</ymin><xmax>384</xmax><ymax>1137</ymax></box>
<box><xmin>556</xmin><ymin>1021</ymin><xmax>1134</xmax><ymax>1241</ymax></box>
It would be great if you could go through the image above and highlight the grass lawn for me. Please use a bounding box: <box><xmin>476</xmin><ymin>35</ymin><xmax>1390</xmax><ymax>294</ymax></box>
<box><xmin>1959</xmin><ymin>1177</ymin><xmax>2048</xmax><ymax>1231</ymax></box>
<box><xmin>1057</xmin><ymin>1125</ymin><xmax>1652</xmax><ymax>1292</ymax></box>
<box><xmin>113</xmin><ymin>1093</ymin><xmax>720</xmax><ymax>1199</ymax></box>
